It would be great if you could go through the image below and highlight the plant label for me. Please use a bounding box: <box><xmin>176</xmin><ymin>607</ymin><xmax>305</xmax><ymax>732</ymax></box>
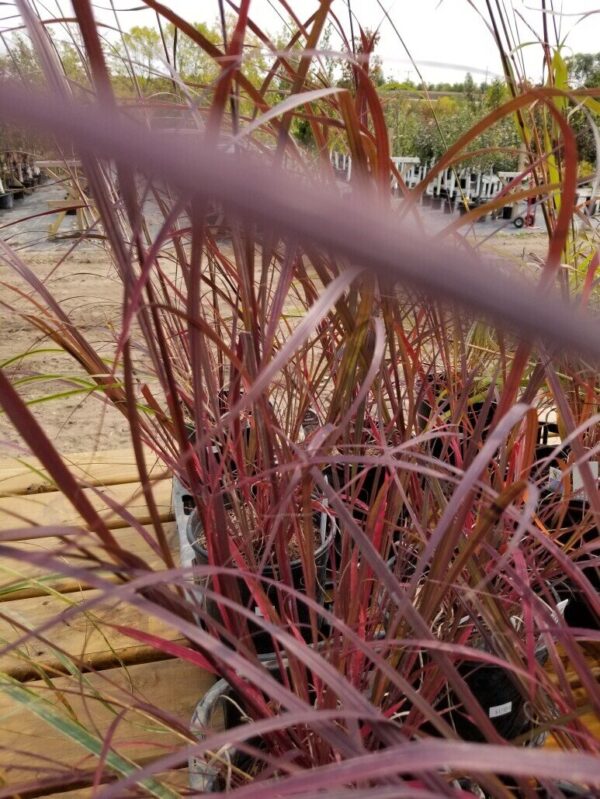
<box><xmin>488</xmin><ymin>701</ymin><xmax>512</xmax><ymax>718</ymax></box>
<box><xmin>547</xmin><ymin>466</ymin><xmax>562</xmax><ymax>491</ymax></box>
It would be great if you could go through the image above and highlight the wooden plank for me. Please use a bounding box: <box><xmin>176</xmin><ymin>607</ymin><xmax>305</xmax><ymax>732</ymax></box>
<box><xmin>0</xmin><ymin>522</ymin><xmax>179</xmax><ymax>601</ymax></box>
<box><xmin>36</xmin><ymin>160</ymin><xmax>82</xmax><ymax>168</ymax></box>
<box><xmin>0</xmin><ymin>448</ymin><xmax>167</xmax><ymax>497</ymax></box>
<box><xmin>544</xmin><ymin>712</ymin><xmax>600</xmax><ymax>749</ymax></box>
<box><xmin>0</xmin><ymin>653</ymin><xmax>596</xmax><ymax>794</ymax></box>
<box><xmin>42</xmin><ymin>771</ymin><xmax>190</xmax><ymax>798</ymax></box>
<box><xmin>46</xmin><ymin>199</ymin><xmax>81</xmax><ymax>210</ymax></box>
<box><xmin>0</xmin><ymin>658</ymin><xmax>214</xmax><ymax>792</ymax></box>
<box><xmin>0</xmin><ymin>586</ymin><xmax>187</xmax><ymax>680</ymax></box>
<box><xmin>48</xmin><ymin>209</ymin><xmax>68</xmax><ymax>238</ymax></box>
<box><xmin>0</xmin><ymin>477</ymin><xmax>172</xmax><ymax>532</ymax></box>
<box><xmin>542</xmin><ymin>645</ymin><xmax>600</xmax><ymax>749</ymax></box>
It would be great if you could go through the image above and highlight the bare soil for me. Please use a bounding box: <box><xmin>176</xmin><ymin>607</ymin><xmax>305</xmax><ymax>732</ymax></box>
<box><xmin>0</xmin><ymin>242</ymin><xmax>131</xmax><ymax>456</ymax></box>
<box><xmin>0</xmin><ymin>186</ymin><xmax>550</xmax><ymax>460</ymax></box>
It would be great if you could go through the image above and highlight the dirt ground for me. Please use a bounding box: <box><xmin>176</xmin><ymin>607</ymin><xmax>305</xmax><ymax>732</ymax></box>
<box><xmin>0</xmin><ymin>184</ymin><xmax>551</xmax><ymax>459</ymax></box>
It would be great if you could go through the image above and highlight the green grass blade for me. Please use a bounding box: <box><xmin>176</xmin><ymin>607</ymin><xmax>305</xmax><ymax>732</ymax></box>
<box><xmin>0</xmin><ymin>675</ymin><xmax>182</xmax><ymax>799</ymax></box>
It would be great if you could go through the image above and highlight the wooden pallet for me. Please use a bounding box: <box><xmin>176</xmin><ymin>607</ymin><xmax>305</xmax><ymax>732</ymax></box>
<box><xmin>0</xmin><ymin>448</ymin><xmax>214</xmax><ymax>797</ymax></box>
<box><xmin>0</xmin><ymin>449</ymin><xmax>597</xmax><ymax>796</ymax></box>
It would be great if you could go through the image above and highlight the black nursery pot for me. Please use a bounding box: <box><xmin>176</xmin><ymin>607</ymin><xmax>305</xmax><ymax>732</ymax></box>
<box><xmin>547</xmin><ymin>498</ymin><xmax>599</xmax><ymax>631</ymax></box>
<box><xmin>417</xmin><ymin>376</ymin><xmax>498</xmax><ymax>464</ymax></box>
<box><xmin>437</xmin><ymin>646</ymin><xmax>548</xmax><ymax>743</ymax></box>
<box><xmin>0</xmin><ymin>193</ymin><xmax>14</xmax><ymax>210</ymax></box>
<box><xmin>184</xmin><ymin>417</ymin><xmax>252</xmax><ymax>483</ymax></box>
<box><xmin>190</xmin><ymin>664</ymin><xmax>306</xmax><ymax>792</ymax></box>
<box><xmin>497</xmin><ymin>779</ymin><xmax>597</xmax><ymax>798</ymax></box>
<box><xmin>322</xmin><ymin>462</ymin><xmax>409</xmax><ymax>572</ymax></box>
<box><xmin>186</xmin><ymin>506</ymin><xmax>334</xmax><ymax>655</ymax></box>
<box><xmin>184</xmin><ymin>391</ymin><xmax>275</xmax><ymax>478</ymax></box>
<box><xmin>534</xmin><ymin>421</ymin><xmax>570</xmax><ymax>491</ymax></box>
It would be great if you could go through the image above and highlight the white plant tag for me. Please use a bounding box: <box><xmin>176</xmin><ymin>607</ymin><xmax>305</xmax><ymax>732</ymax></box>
<box><xmin>556</xmin><ymin>599</ymin><xmax>569</xmax><ymax>617</ymax></box>
<box><xmin>489</xmin><ymin>701</ymin><xmax>512</xmax><ymax>719</ymax></box>
<box><xmin>254</xmin><ymin>606</ymin><xmax>264</xmax><ymax>618</ymax></box>
<box><xmin>547</xmin><ymin>466</ymin><xmax>562</xmax><ymax>489</ymax></box>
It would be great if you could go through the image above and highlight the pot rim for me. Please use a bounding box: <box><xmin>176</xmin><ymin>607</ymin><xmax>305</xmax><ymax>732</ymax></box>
<box><xmin>186</xmin><ymin>500</ymin><xmax>336</xmax><ymax>567</ymax></box>
<box><xmin>189</xmin><ymin>661</ymin><xmax>286</xmax><ymax>791</ymax></box>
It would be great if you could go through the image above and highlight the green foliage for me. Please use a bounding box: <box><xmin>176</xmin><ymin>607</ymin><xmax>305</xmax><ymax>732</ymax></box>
<box><xmin>567</xmin><ymin>52</ymin><xmax>600</xmax><ymax>88</ymax></box>
<box><xmin>485</xmin><ymin>79</ymin><xmax>508</xmax><ymax>109</ymax></box>
<box><xmin>382</xmin><ymin>81</ymin><xmax>519</xmax><ymax>169</ymax></box>
<box><xmin>338</xmin><ymin>28</ymin><xmax>385</xmax><ymax>90</ymax></box>
<box><xmin>119</xmin><ymin>25</ymin><xmax>162</xmax><ymax>89</ymax></box>
<box><xmin>379</xmin><ymin>79</ymin><xmax>417</xmax><ymax>91</ymax></box>
<box><xmin>0</xmin><ymin>33</ymin><xmax>41</xmax><ymax>82</ymax></box>
<box><xmin>463</xmin><ymin>71</ymin><xmax>477</xmax><ymax>109</ymax></box>
<box><xmin>377</xmin><ymin>69</ymin><xmax>520</xmax><ymax>167</ymax></box>
<box><xmin>562</xmin><ymin>52</ymin><xmax>600</xmax><ymax>166</ymax></box>
<box><xmin>168</xmin><ymin>22</ymin><xmax>220</xmax><ymax>83</ymax></box>
<box><xmin>293</xmin><ymin>116</ymin><xmax>314</xmax><ymax>147</ymax></box>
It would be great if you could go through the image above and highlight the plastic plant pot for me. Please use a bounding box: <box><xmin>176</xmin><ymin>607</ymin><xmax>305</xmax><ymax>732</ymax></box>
<box><xmin>190</xmin><ymin>663</ymin><xmax>303</xmax><ymax>792</ymax></box>
<box><xmin>0</xmin><ymin>193</ymin><xmax>14</xmax><ymax>210</ymax></box>
<box><xmin>432</xmin><ymin>604</ymin><xmax>557</xmax><ymax>745</ymax></box>
<box><xmin>185</xmin><ymin>502</ymin><xmax>335</xmax><ymax>655</ymax></box>
<box><xmin>189</xmin><ymin>676</ymin><xmax>253</xmax><ymax>792</ymax></box>
<box><xmin>417</xmin><ymin>374</ymin><xmax>498</xmax><ymax>465</ymax></box>
<box><xmin>437</xmin><ymin>645</ymin><xmax>548</xmax><ymax>743</ymax></box>
<box><xmin>549</xmin><ymin>498</ymin><xmax>599</xmax><ymax>631</ymax></box>
<box><xmin>322</xmin><ymin>462</ymin><xmax>408</xmax><ymax>573</ymax></box>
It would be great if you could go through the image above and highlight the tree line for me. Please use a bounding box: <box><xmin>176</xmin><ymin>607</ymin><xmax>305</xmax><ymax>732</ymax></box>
<box><xmin>1</xmin><ymin>20</ymin><xmax>597</xmax><ymax>171</ymax></box>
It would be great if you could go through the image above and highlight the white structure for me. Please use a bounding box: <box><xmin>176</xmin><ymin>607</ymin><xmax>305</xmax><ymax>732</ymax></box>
<box><xmin>391</xmin><ymin>156</ymin><xmax>421</xmax><ymax>190</ymax></box>
<box><xmin>326</xmin><ymin>153</ymin><xmax>598</xmax><ymax>223</ymax></box>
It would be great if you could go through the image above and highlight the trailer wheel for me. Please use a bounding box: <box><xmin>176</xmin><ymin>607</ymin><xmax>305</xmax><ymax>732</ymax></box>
<box><xmin>513</xmin><ymin>217</ymin><xmax>524</xmax><ymax>229</ymax></box>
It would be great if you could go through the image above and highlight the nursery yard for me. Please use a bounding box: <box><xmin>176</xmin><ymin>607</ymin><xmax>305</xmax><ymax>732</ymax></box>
<box><xmin>0</xmin><ymin>202</ymin><xmax>551</xmax><ymax>457</ymax></box>
<box><xmin>2</xmin><ymin>0</ymin><xmax>600</xmax><ymax>795</ymax></box>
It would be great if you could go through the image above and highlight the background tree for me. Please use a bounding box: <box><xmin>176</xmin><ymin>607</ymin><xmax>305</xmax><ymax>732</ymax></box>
<box><xmin>118</xmin><ymin>25</ymin><xmax>162</xmax><ymax>91</ymax></box>
<box><xmin>463</xmin><ymin>71</ymin><xmax>478</xmax><ymax>109</ymax></box>
<box><xmin>167</xmin><ymin>22</ymin><xmax>220</xmax><ymax>85</ymax></box>
<box><xmin>0</xmin><ymin>32</ymin><xmax>41</xmax><ymax>83</ymax></box>
<box><xmin>567</xmin><ymin>52</ymin><xmax>600</xmax><ymax>88</ymax></box>
<box><xmin>338</xmin><ymin>28</ymin><xmax>385</xmax><ymax>91</ymax></box>
<box><xmin>0</xmin><ymin>33</ymin><xmax>52</xmax><ymax>154</ymax></box>
<box><xmin>565</xmin><ymin>53</ymin><xmax>600</xmax><ymax>166</ymax></box>
<box><xmin>381</xmin><ymin>73</ymin><xmax>518</xmax><ymax>170</ymax></box>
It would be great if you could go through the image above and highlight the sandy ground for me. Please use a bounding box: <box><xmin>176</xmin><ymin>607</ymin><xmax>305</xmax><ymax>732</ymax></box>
<box><xmin>0</xmin><ymin>184</ymin><xmax>130</xmax><ymax>456</ymax></box>
<box><xmin>0</xmin><ymin>183</ymin><xmax>551</xmax><ymax>460</ymax></box>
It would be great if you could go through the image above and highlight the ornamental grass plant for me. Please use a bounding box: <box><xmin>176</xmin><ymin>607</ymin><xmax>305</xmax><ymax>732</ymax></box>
<box><xmin>0</xmin><ymin>1</ymin><xmax>598</xmax><ymax>796</ymax></box>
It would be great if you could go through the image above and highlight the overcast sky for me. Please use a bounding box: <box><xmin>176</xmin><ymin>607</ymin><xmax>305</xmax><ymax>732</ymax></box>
<box><xmin>9</xmin><ymin>1</ymin><xmax>600</xmax><ymax>84</ymax></box>
<box><xmin>101</xmin><ymin>0</ymin><xmax>600</xmax><ymax>83</ymax></box>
